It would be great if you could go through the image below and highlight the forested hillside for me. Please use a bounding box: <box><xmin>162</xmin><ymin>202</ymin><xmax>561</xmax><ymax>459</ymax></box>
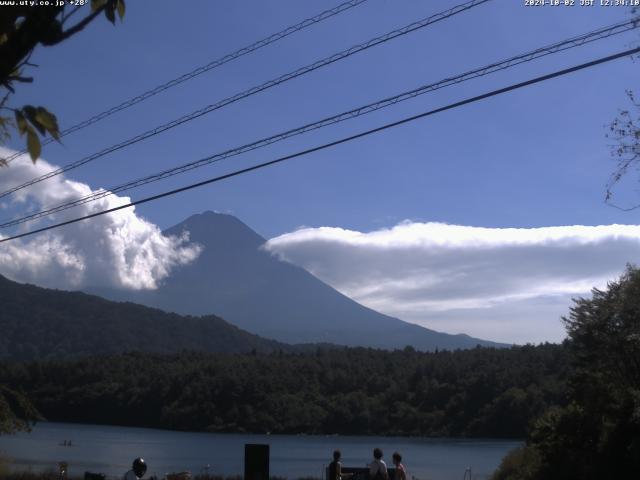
<box><xmin>0</xmin><ymin>344</ymin><xmax>567</xmax><ymax>438</ymax></box>
<box><xmin>0</xmin><ymin>275</ymin><xmax>287</xmax><ymax>360</ymax></box>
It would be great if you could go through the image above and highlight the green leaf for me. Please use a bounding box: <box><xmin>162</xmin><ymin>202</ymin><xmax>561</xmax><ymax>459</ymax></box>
<box><xmin>35</xmin><ymin>107</ymin><xmax>60</xmax><ymax>141</ymax></box>
<box><xmin>91</xmin><ymin>0</ymin><xmax>107</xmax><ymax>12</ymax></box>
<box><xmin>26</xmin><ymin>126</ymin><xmax>41</xmax><ymax>162</ymax></box>
<box><xmin>14</xmin><ymin>111</ymin><xmax>27</xmax><ymax>135</ymax></box>
<box><xmin>22</xmin><ymin>105</ymin><xmax>46</xmax><ymax>136</ymax></box>
<box><xmin>29</xmin><ymin>119</ymin><xmax>46</xmax><ymax>136</ymax></box>
<box><xmin>0</xmin><ymin>158</ymin><xmax>7</xmax><ymax>168</ymax></box>
<box><xmin>105</xmin><ymin>0</ymin><xmax>116</xmax><ymax>24</ymax></box>
<box><xmin>117</xmin><ymin>0</ymin><xmax>125</xmax><ymax>21</ymax></box>
<box><xmin>34</xmin><ymin>107</ymin><xmax>55</xmax><ymax>130</ymax></box>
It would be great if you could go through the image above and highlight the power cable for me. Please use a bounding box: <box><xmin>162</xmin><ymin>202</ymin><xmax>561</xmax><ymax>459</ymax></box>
<box><xmin>1</xmin><ymin>46</ymin><xmax>637</xmax><ymax>244</ymax></box>
<box><xmin>2</xmin><ymin>0</ymin><xmax>370</xmax><ymax>165</ymax></box>
<box><xmin>1</xmin><ymin>18</ymin><xmax>636</xmax><ymax>229</ymax></box>
<box><xmin>0</xmin><ymin>0</ymin><xmax>492</xmax><ymax>199</ymax></box>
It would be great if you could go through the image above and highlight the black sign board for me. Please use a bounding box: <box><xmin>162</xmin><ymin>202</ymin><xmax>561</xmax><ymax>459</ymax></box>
<box><xmin>245</xmin><ymin>444</ymin><xmax>269</xmax><ymax>480</ymax></box>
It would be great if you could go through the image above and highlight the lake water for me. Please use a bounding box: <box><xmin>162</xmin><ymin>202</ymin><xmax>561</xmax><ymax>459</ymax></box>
<box><xmin>0</xmin><ymin>422</ymin><xmax>520</xmax><ymax>480</ymax></box>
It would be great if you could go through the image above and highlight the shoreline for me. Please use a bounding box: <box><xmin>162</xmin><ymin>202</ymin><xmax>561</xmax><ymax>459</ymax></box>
<box><xmin>12</xmin><ymin>421</ymin><xmax>525</xmax><ymax>443</ymax></box>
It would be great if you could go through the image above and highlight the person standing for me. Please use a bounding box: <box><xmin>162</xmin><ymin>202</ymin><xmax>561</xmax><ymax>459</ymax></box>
<box><xmin>123</xmin><ymin>458</ymin><xmax>147</xmax><ymax>480</ymax></box>
<box><xmin>329</xmin><ymin>450</ymin><xmax>352</xmax><ymax>480</ymax></box>
<box><xmin>369</xmin><ymin>448</ymin><xmax>388</xmax><ymax>480</ymax></box>
<box><xmin>391</xmin><ymin>452</ymin><xmax>406</xmax><ymax>480</ymax></box>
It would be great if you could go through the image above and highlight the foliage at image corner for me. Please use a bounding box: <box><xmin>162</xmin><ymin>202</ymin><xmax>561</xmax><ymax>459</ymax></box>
<box><xmin>0</xmin><ymin>385</ymin><xmax>40</xmax><ymax>435</ymax></box>
<box><xmin>491</xmin><ymin>265</ymin><xmax>640</xmax><ymax>480</ymax></box>
<box><xmin>0</xmin><ymin>0</ymin><xmax>125</xmax><ymax>164</ymax></box>
<box><xmin>604</xmin><ymin>89</ymin><xmax>640</xmax><ymax>209</ymax></box>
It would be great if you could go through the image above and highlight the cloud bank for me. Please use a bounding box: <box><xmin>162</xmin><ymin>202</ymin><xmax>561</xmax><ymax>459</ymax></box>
<box><xmin>265</xmin><ymin>222</ymin><xmax>640</xmax><ymax>343</ymax></box>
<box><xmin>0</xmin><ymin>148</ymin><xmax>201</xmax><ymax>290</ymax></box>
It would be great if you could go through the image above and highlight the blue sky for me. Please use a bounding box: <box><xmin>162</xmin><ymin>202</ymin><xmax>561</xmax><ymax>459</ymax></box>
<box><xmin>2</xmin><ymin>0</ymin><xmax>640</xmax><ymax>342</ymax></box>
<box><xmin>5</xmin><ymin>0</ymin><xmax>639</xmax><ymax>236</ymax></box>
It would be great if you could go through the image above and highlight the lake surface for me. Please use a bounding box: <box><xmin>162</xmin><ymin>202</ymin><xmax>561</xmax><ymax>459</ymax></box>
<box><xmin>0</xmin><ymin>422</ymin><xmax>520</xmax><ymax>480</ymax></box>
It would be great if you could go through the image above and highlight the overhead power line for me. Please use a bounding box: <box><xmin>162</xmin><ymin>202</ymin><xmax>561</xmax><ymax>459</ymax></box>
<box><xmin>1</xmin><ymin>46</ymin><xmax>637</xmax><ymax>245</ymax></box>
<box><xmin>0</xmin><ymin>0</ymin><xmax>492</xmax><ymax>199</ymax></box>
<box><xmin>2</xmin><ymin>0</ymin><xmax>370</xmax><ymax>165</ymax></box>
<box><xmin>2</xmin><ymin>18</ymin><xmax>637</xmax><ymax>230</ymax></box>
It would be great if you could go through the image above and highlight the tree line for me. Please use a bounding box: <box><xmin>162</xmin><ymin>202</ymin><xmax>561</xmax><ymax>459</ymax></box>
<box><xmin>0</xmin><ymin>343</ymin><xmax>567</xmax><ymax>438</ymax></box>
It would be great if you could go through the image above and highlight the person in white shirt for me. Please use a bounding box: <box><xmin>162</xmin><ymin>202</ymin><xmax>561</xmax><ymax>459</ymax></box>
<box><xmin>123</xmin><ymin>458</ymin><xmax>147</xmax><ymax>480</ymax></box>
<box><xmin>369</xmin><ymin>448</ymin><xmax>388</xmax><ymax>480</ymax></box>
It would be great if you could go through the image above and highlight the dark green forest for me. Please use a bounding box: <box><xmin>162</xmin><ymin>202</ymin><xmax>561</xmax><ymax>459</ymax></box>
<box><xmin>0</xmin><ymin>343</ymin><xmax>567</xmax><ymax>438</ymax></box>
<box><xmin>2</xmin><ymin>270</ymin><xmax>639</xmax><ymax>479</ymax></box>
<box><xmin>0</xmin><ymin>275</ymin><xmax>289</xmax><ymax>360</ymax></box>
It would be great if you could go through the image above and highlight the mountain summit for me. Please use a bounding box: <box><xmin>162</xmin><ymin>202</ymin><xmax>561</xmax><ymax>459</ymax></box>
<box><xmin>96</xmin><ymin>211</ymin><xmax>505</xmax><ymax>350</ymax></box>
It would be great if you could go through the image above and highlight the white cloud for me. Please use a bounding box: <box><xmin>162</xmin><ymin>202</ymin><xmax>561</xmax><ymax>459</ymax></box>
<box><xmin>265</xmin><ymin>221</ymin><xmax>640</xmax><ymax>343</ymax></box>
<box><xmin>0</xmin><ymin>148</ymin><xmax>201</xmax><ymax>290</ymax></box>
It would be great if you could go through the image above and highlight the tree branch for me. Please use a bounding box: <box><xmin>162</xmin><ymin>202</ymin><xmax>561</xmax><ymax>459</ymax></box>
<box><xmin>60</xmin><ymin>5</ymin><xmax>83</xmax><ymax>26</ymax></box>
<box><xmin>0</xmin><ymin>90</ymin><xmax>11</xmax><ymax>110</ymax></box>
<box><xmin>0</xmin><ymin>7</ymin><xmax>63</xmax><ymax>84</ymax></box>
<box><xmin>58</xmin><ymin>6</ymin><xmax>105</xmax><ymax>42</ymax></box>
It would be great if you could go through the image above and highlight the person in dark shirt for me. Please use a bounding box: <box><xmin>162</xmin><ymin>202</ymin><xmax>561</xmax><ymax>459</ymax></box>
<box><xmin>392</xmin><ymin>452</ymin><xmax>406</xmax><ymax>480</ymax></box>
<box><xmin>123</xmin><ymin>458</ymin><xmax>147</xmax><ymax>480</ymax></box>
<box><xmin>329</xmin><ymin>450</ymin><xmax>352</xmax><ymax>480</ymax></box>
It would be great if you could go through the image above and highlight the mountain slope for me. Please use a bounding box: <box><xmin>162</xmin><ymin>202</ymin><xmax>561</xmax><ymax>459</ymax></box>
<box><xmin>94</xmin><ymin>211</ymin><xmax>506</xmax><ymax>350</ymax></box>
<box><xmin>0</xmin><ymin>274</ymin><xmax>287</xmax><ymax>361</ymax></box>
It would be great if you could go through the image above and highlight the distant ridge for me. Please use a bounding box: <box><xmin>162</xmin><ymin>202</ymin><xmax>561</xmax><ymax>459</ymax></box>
<box><xmin>0</xmin><ymin>274</ymin><xmax>288</xmax><ymax>361</ymax></box>
<box><xmin>93</xmin><ymin>211</ymin><xmax>507</xmax><ymax>351</ymax></box>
